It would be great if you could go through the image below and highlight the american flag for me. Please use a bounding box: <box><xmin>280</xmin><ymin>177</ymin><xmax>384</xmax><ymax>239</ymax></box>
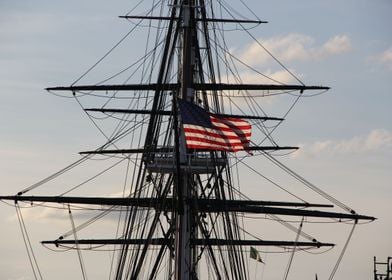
<box><xmin>178</xmin><ymin>100</ymin><xmax>251</xmax><ymax>152</ymax></box>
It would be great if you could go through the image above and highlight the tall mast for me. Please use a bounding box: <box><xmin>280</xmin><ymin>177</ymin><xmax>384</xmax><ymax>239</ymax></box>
<box><xmin>176</xmin><ymin>1</ymin><xmax>195</xmax><ymax>279</ymax></box>
<box><xmin>0</xmin><ymin>1</ymin><xmax>376</xmax><ymax>279</ymax></box>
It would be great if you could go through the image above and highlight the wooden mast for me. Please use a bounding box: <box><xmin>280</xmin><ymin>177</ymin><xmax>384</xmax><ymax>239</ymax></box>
<box><xmin>176</xmin><ymin>1</ymin><xmax>195</xmax><ymax>279</ymax></box>
<box><xmin>0</xmin><ymin>1</ymin><xmax>377</xmax><ymax>279</ymax></box>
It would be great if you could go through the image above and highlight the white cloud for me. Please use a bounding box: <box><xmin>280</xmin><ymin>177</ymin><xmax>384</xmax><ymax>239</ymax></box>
<box><xmin>228</xmin><ymin>69</ymin><xmax>298</xmax><ymax>85</ymax></box>
<box><xmin>320</xmin><ymin>35</ymin><xmax>352</xmax><ymax>56</ymax></box>
<box><xmin>4</xmin><ymin>277</ymin><xmax>32</xmax><ymax>280</ymax></box>
<box><xmin>372</xmin><ymin>47</ymin><xmax>392</xmax><ymax>70</ymax></box>
<box><xmin>5</xmin><ymin>189</ymin><xmax>130</xmax><ymax>224</ymax></box>
<box><xmin>7</xmin><ymin>207</ymin><xmax>66</xmax><ymax>224</ymax></box>
<box><xmin>235</xmin><ymin>33</ymin><xmax>352</xmax><ymax>67</ymax></box>
<box><xmin>293</xmin><ymin>129</ymin><xmax>392</xmax><ymax>158</ymax></box>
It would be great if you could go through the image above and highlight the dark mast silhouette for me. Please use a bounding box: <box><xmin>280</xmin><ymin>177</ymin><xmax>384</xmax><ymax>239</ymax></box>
<box><xmin>0</xmin><ymin>1</ymin><xmax>375</xmax><ymax>279</ymax></box>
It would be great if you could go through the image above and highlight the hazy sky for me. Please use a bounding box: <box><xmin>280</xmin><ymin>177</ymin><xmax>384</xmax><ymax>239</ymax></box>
<box><xmin>1</xmin><ymin>1</ymin><xmax>391</xmax><ymax>280</ymax></box>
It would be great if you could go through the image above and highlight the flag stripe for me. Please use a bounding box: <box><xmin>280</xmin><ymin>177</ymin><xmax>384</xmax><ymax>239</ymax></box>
<box><xmin>185</xmin><ymin>134</ymin><xmax>250</xmax><ymax>144</ymax></box>
<box><xmin>186</xmin><ymin>142</ymin><xmax>245</xmax><ymax>152</ymax></box>
<box><xmin>179</xmin><ymin>100</ymin><xmax>251</xmax><ymax>152</ymax></box>
<box><xmin>186</xmin><ymin>137</ymin><xmax>248</xmax><ymax>147</ymax></box>
<box><xmin>211</xmin><ymin>117</ymin><xmax>250</xmax><ymax>126</ymax></box>
<box><xmin>184</xmin><ymin>126</ymin><xmax>251</xmax><ymax>139</ymax></box>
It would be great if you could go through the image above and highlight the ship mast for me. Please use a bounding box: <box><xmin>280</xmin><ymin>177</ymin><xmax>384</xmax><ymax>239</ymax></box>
<box><xmin>175</xmin><ymin>1</ymin><xmax>194</xmax><ymax>278</ymax></box>
<box><xmin>0</xmin><ymin>1</ymin><xmax>376</xmax><ymax>279</ymax></box>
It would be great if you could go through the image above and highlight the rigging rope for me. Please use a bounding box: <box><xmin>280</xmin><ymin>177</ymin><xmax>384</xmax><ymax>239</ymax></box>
<box><xmin>109</xmin><ymin>156</ymin><xmax>134</xmax><ymax>279</ymax></box>
<box><xmin>15</xmin><ymin>204</ymin><xmax>43</xmax><ymax>280</ymax></box>
<box><xmin>216</xmin><ymin>0</ymin><xmax>304</xmax><ymax>86</ymax></box>
<box><xmin>71</xmin><ymin>4</ymin><xmax>159</xmax><ymax>86</ymax></box>
<box><xmin>68</xmin><ymin>205</ymin><xmax>88</xmax><ymax>280</ymax></box>
<box><xmin>283</xmin><ymin>217</ymin><xmax>303</xmax><ymax>280</ymax></box>
<box><xmin>239</xmin><ymin>160</ymin><xmax>307</xmax><ymax>202</ymax></box>
<box><xmin>17</xmin><ymin>156</ymin><xmax>90</xmax><ymax>195</ymax></box>
<box><xmin>263</xmin><ymin>152</ymin><xmax>355</xmax><ymax>213</ymax></box>
<box><xmin>8</xmin><ymin>2</ymin><xmax>358</xmax><ymax>280</ymax></box>
<box><xmin>60</xmin><ymin>156</ymin><xmax>128</xmax><ymax>196</ymax></box>
<box><xmin>328</xmin><ymin>221</ymin><xmax>357</xmax><ymax>280</ymax></box>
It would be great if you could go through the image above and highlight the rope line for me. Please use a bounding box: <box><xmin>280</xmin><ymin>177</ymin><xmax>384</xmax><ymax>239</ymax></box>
<box><xmin>216</xmin><ymin>0</ymin><xmax>304</xmax><ymax>85</ymax></box>
<box><xmin>263</xmin><ymin>152</ymin><xmax>354</xmax><ymax>213</ymax></box>
<box><xmin>239</xmin><ymin>160</ymin><xmax>307</xmax><ymax>202</ymax></box>
<box><xmin>68</xmin><ymin>205</ymin><xmax>88</xmax><ymax>280</ymax></box>
<box><xmin>283</xmin><ymin>217</ymin><xmax>303</xmax><ymax>280</ymax></box>
<box><xmin>17</xmin><ymin>156</ymin><xmax>90</xmax><ymax>195</ymax></box>
<box><xmin>328</xmin><ymin>221</ymin><xmax>357</xmax><ymax>280</ymax></box>
<box><xmin>70</xmin><ymin>3</ymin><xmax>160</xmax><ymax>86</ymax></box>
<box><xmin>15</xmin><ymin>204</ymin><xmax>43</xmax><ymax>280</ymax></box>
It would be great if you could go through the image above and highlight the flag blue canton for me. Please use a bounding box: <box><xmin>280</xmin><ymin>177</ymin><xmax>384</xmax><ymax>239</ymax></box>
<box><xmin>178</xmin><ymin>100</ymin><xmax>251</xmax><ymax>152</ymax></box>
<box><xmin>178</xmin><ymin>100</ymin><xmax>213</xmax><ymax>128</ymax></box>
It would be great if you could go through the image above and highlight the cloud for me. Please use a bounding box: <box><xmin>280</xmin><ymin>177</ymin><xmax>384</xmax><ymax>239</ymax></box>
<box><xmin>4</xmin><ymin>277</ymin><xmax>32</xmax><ymax>280</ymax></box>
<box><xmin>371</xmin><ymin>47</ymin><xmax>392</xmax><ymax>70</ymax></box>
<box><xmin>7</xmin><ymin>207</ymin><xmax>66</xmax><ymax>223</ymax></box>
<box><xmin>235</xmin><ymin>34</ymin><xmax>352</xmax><ymax>67</ymax></box>
<box><xmin>5</xmin><ymin>190</ymin><xmax>131</xmax><ymax>224</ymax></box>
<box><xmin>227</xmin><ymin>68</ymin><xmax>298</xmax><ymax>85</ymax></box>
<box><xmin>293</xmin><ymin>129</ymin><xmax>392</xmax><ymax>158</ymax></box>
<box><xmin>320</xmin><ymin>35</ymin><xmax>352</xmax><ymax>56</ymax></box>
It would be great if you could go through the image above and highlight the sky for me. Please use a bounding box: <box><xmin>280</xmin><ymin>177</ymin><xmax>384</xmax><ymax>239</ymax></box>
<box><xmin>1</xmin><ymin>0</ymin><xmax>391</xmax><ymax>279</ymax></box>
